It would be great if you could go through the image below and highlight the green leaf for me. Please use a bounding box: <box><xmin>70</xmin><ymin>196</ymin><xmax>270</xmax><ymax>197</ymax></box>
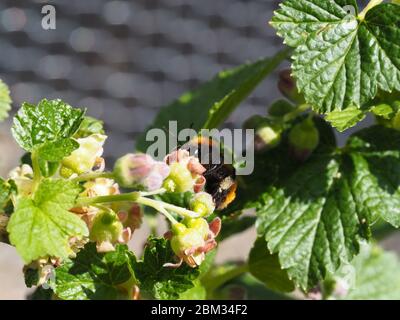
<box><xmin>7</xmin><ymin>179</ymin><xmax>88</xmax><ymax>263</ymax></box>
<box><xmin>325</xmin><ymin>107</ymin><xmax>366</xmax><ymax>132</ymax></box>
<box><xmin>204</xmin><ymin>51</ymin><xmax>289</xmax><ymax>129</ymax></box>
<box><xmin>12</xmin><ymin>99</ymin><xmax>85</xmax><ymax>151</ymax></box>
<box><xmin>249</xmin><ymin>237</ymin><xmax>294</xmax><ymax>293</ymax></box>
<box><xmin>133</xmin><ymin>237</ymin><xmax>200</xmax><ymax>300</ymax></box>
<box><xmin>37</xmin><ymin>138</ymin><xmax>79</xmax><ymax>162</ymax></box>
<box><xmin>370</xmin><ymin>104</ymin><xmax>394</xmax><ymax>119</ymax></box>
<box><xmin>136</xmin><ymin>51</ymin><xmax>288</xmax><ymax>151</ymax></box>
<box><xmin>54</xmin><ymin>243</ymin><xmax>135</xmax><ymax>300</ymax></box>
<box><xmin>0</xmin><ymin>79</ymin><xmax>12</xmax><ymax>122</ymax></box>
<box><xmin>346</xmin><ymin>126</ymin><xmax>400</xmax><ymax>227</ymax></box>
<box><xmin>178</xmin><ymin>280</ymin><xmax>207</xmax><ymax>300</ymax></box>
<box><xmin>0</xmin><ymin>178</ymin><xmax>14</xmax><ymax>211</ymax></box>
<box><xmin>255</xmin><ymin>124</ymin><xmax>400</xmax><ymax>290</ymax></box>
<box><xmin>74</xmin><ymin>116</ymin><xmax>105</xmax><ymax>138</ymax></box>
<box><xmin>271</xmin><ymin>2</ymin><xmax>400</xmax><ymax>114</ymax></box>
<box><xmin>212</xmin><ymin>273</ymin><xmax>291</xmax><ymax>300</ymax></box>
<box><xmin>256</xmin><ymin>155</ymin><xmax>364</xmax><ymax>290</ymax></box>
<box><xmin>38</xmin><ymin>159</ymin><xmax>61</xmax><ymax>178</ymax></box>
<box><xmin>343</xmin><ymin>244</ymin><xmax>400</xmax><ymax>300</ymax></box>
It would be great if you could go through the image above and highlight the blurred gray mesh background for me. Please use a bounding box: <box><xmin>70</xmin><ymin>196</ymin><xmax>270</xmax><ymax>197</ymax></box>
<box><xmin>0</xmin><ymin>0</ymin><xmax>371</xmax><ymax>160</ymax></box>
<box><xmin>0</xmin><ymin>0</ymin><xmax>290</xmax><ymax>163</ymax></box>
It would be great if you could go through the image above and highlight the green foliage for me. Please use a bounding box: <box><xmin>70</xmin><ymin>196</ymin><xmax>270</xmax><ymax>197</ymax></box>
<box><xmin>249</xmin><ymin>238</ymin><xmax>294</xmax><ymax>292</ymax></box>
<box><xmin>54</xmin><ymin>244</ymin><xmax>135</xmax><ymax>300</ymax></box>
<box><xmin>37</xmin><ymin>139</ymin><xmax>80</xmax><ymax>162</ymax></box>
<box><xmin>12</xmin><ymin>99</ymin><xmax>84</xmax><ymax>151</ymax></box>
<box><xmin>7</xmin><ymin>179</ymin><xmax>88</xmax><ymax>263</ymax></box>
<box><xmin>136</xmin><ymin>51</ymin><xmax>288</xmax><ymax>151</ymax></box>
<box><xmin>343</xmin><ymin>245</ymin><xmax>400</xmax><ymax>300</ymax></box>
<box><xmin>11</xmin><ymin>99</ymin><xmax>85</xmax><ymax>176</ymax></box>
<box><xmin>74</xmin><ymin>116</ymin><xmax>105</xmax><ymax>138</ymax></box>
<box><xmin>0</xmin><ymin>178</ymin><xmax>15</xmax><ymax>211</ymax></box>
<box><xmin>0</xmin><ymin>79</ymin><xmax>12</xmax><ymax>122</ymax></box>
<box><xmin>325</xmin><ymin>107</ymin><xmax>366</xmax><ymax>132</ymax></box>
<box><xmin>133</xmin><ymin>237</ymin><xmax>200</xmax><ymax>300</ymax></box>
<box><xmin>271</xmin><ymin>1</ymin><xmax>400</xmax><ymax>129</ymax></box>
<box><xmin>255</xmin><ymin>125</ymin><xmax>400</xmax><ymax>290</ymax></box>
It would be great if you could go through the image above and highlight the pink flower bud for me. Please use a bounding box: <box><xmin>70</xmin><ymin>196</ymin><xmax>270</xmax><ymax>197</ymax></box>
<box><xmin>114</xmin><ymin>153</ymin><xmax>170</xmax><ymax>190</ymax></box>
<box><xmin>165</xmin><ymin>149</ymin><xmax>190</xmax><ymax>164</ymax></box>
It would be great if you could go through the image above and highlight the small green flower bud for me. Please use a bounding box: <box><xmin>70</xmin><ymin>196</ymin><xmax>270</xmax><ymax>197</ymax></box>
<box><xmin>189</xmin><ymin>192</ymin><xmax>215</xmax><ymax>217</ymax></box>
<box><xmin>61</xmin><ymin>134</ymin><xmax>106</xmax><ymax>175</ymax></box>
<box><xmin>172</xmin><ymin>222</ymin><xmax>187</xmax><ymax>235</ymax></box>
<box><xmin>278</xmin><ymin>69</ymin><xmax>305</xmax><ymax>104</ymax></box>
<box><xmin>90</xmin><ymin>210</ymin><xmax>123</xmax><ymax>246</ymax></box>
<box><xmin>59</xmin><ymin>166</ymin><xmax>75</xmax><ymax>179</ymax></box>
<box><xmin>268</xmin><ymin>99</ymin><xmax>295</xmax><ymax>118</ymax></box>
<box><xmin>185</xmin><ymin>218</ymin><xmax>210</xmax><ymax>240</ymax></box>
<box><xmin>289</xmin><ymin>117</ymin><xmax>319</xmax><ymax>161</ymax></box>
<box><xmin>255</xmin><ymin>124</ymin><xmax>282</xmax><ymax>151</ymax></box>
<box><xmin>163</xmin><ymin>162</ymin><xmax>194</xmax><ymax>193</ymax></box>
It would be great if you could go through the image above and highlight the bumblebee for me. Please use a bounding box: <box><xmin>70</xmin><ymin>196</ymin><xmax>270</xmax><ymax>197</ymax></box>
<box><xmin>183</xmin><ymin>136</ymin><xmax>237</xmax><ymax>210</ymax></box>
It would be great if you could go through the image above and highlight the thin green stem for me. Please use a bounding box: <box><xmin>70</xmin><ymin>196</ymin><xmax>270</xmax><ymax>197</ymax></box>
<box><xmin>139</xmin><ymin>188</ymin><xmax>167</xmax><ymax>197</ymax></box>
<box><xmin>282</xmin><ymin>103</ymin><xmax>310</xmax><ymax>123</ymax></box>
<box><xmin>76</xmin><ymin>191</ymin><xmax>198</xmax><ymax>221</ymax></box>
<box><xmin>76</xmin><ymin>192</ymin><xmax>141</xmax><ymax>206</ymax></box>
<box><xmin>358</xmin><ymin>0</ymin><xmax>383</xmax><ymax>20</ymax></box>
<box><xmin>138</xmin><ymin>196</ymin><xmax>178</xmax><ymax>225</ymax></box>
<box><xmin>136</xmin><ymin>196</ymin><xmax>199</xmax><ymax>219</ymax></box>
<box><xmin>31</xmin><ymin>149</ymin><xmax>42</xmax><ymax>193</ymax></box>
<box><xmin>203</xmin><ymin>263</ymin><xmax>249</xmax><ymax>293</ymax></box>
<box><xmin>151</xmin><ymin>199</ymin><xmax>199</xmax><ymax>218</ymax></box>
<box><xmin>72</xmin><ymin>171</ymin><xmax>115</xmax><ymax>182</ymax></box>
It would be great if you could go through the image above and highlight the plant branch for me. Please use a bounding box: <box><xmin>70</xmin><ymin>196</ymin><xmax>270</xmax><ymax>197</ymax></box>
<box><xmin>282</xmin><ymin>103</ymin><xmax>310</xmax><ymax>123</ymax></box>
<box><xmin>72</xmin><ymin>171</ymin><xmax>115</xmax><ymax>183</ymax></box>
<box><xmin>31</xmin><ymin>149</ymin><xmax>41</xmax><ymax>193</ymax></box>
<box><xmin>76</xmin><ymin>192</ymin><xmax>141</xmax><ymax>206</ymax></box>
<box><xmin>75</xmin><ymin>192</ymin><xmax>199</xmax><ymax>220</ymax></box>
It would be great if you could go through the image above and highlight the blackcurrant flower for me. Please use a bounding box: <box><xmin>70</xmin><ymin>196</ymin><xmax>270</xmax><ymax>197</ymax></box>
<box><xmin>61</xmin><ymin>134</ymin><xmax>107</xmax><ymax>177</ymax></box>
<box><xmin>164</xmin><ymin>217</ymin><xmax>221</xmax><ymax>268</ymax></box>
<box><xmin>163</xmin><ymin>149</ymin><xmax>206</xmax><ymax>193</ymax></box>
<box><xmin>89</xmin><ymin>209</ymin><xmax>124</xmax><ymax>252</ymax></box>
<box><xmin>114</xmin><ymin>153</ymin><xmax>170</xmax><ymax>191</ymax></box>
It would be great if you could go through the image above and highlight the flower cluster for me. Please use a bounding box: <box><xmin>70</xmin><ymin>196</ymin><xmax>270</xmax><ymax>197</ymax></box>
<box><xmin>8</xmin><ymin>126</ymin><xmax>224</xmax><ymax>272</ymax></box>
<box><xmin>165</xmin><ymin>217</ymin><xmax>221</xmax><ymax>268</ymax></box>
<box><xmin>113</xmin><ymin>146</ymin><xmax>222</xmax><ymax>267</ymax></box>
